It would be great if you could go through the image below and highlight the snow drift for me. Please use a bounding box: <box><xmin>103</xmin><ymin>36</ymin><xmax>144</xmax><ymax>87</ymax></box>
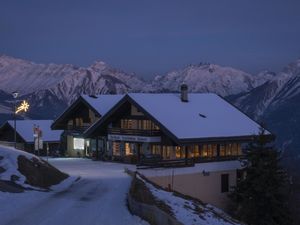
<box><xmin>0</xmin><ymin>145</ymin><xmax>68</xmax><ymax>191</ymax></box>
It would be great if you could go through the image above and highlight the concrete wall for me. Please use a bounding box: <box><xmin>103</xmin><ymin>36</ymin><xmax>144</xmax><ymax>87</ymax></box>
<box><xmin>147</xmin><ymin>170</ymin><xmax>237</xmax><ymax>209</ymax></box>
<box><xmin>128</xmin><ymin>192</ymin><xmax>183</xmax><ymax>225</ymax></box>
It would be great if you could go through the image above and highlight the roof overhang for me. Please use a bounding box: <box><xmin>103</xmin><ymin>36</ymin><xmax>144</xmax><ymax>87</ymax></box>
<box><xmin>51</xmin><ymin>96</ymin><xmax>101</xmax><ymax>130</ymax></box>
<box><xmin>178</xmin><ymin>134</ymin><xmax>275</xmax><ymax>144</ymax></box>
<box><xmin>84</xmin><ymin>94</ymin><xmax>275</xmax><ymax>145</ymax></box>
<box><xmin>0</xmin><ymin>121</ymin><xmax>27</xmax><ymax>143</ymax></box>
<box><xmin>84</xmin><ymin>94</ymin><xmax>181</xmax><ymax>144</ymax></box>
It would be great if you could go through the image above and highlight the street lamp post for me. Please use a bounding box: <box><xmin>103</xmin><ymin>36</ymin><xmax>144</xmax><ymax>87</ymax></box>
<box><xmin>12</xmin><ymin>91</ymin><xmax>19</xmax><ymax>149</ymax></box>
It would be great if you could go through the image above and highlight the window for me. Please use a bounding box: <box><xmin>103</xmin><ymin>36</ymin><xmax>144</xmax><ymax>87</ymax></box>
<box><xmin>75</xmin><ymin>118</ymin><xmax>83</xmax><ymax>127</ymax></box>
<box><xmin>120</xmin><ymin>119</ymin><xmax>159</xmax><ymax>131</ymax></box>
<box><xmin>220</xmin><ymin>144</ymin><xmax>226</xmax><ymax>156</ymax></box>
<box><xmin>151</xmin><ymin>145</ymin><xmax>161</xmax><ymax>155</ymax></box>
<box><xmin>73</xmin><ymin>138</ymin><xmax>84</xmax><ymax>150</ymax></box>
<box><xmin>125</xmin><ymin>143</ymin><xmax>133</xmax><ymax>155</ymax></box>
<box><xmin>175</xmin><ymin>146</ymin><xmax>182</xmax><ymax>158</ymax></box>
<box><xmin>231</xmin><ymin>143</ymin><xmax>238</xmax><ymax>155</ymax></box>
<box><xmin>221</xmin><ymin>174</ymin><xmax>229</xmax><ymax>193</ymax></box>
<box><xmin>194</xmin><ymin>145</ymin><xmax>200</xmax><ymax>157</ymax></box>
<box><xmin>175</xmin><ymin>146</ymin><xmax>186</xmax><ymax>159</ymax></box>
<box><xmin>219</xmin><ymin>143</ymin><xmax>242</xmax><ymax>157</ymax></box>
<box><xmin>187</xmin><ymin>146</ymin><xmax>194</xmax><ymax>158</ymax></box>
<box><xmin>162</xmin><ymin>146</ymin><xmax>172</xmax><ymax>159</ymax></box>
<box><xmin>201</xmin><ymin>144</ymin><xmax>208</xmax><ymax>157</ymax></box>
<box><xmin>112</xmin><ymin>142</ymin><xmax>121</xmax><ymax>156</ymax></box>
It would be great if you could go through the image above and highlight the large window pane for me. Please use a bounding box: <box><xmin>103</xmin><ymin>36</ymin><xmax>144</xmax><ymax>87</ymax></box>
<box><xmin>73</xmin><ymin>138</ymin><xmax>84</xmax><ymax>150</ymax></box>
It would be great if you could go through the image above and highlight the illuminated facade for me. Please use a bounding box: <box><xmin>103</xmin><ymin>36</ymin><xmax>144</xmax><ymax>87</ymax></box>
<box><xmin>83</xmin><ymin>92</ymin><xmax>271</xmax><ymax>164</ymax></box>
<box><xmin>53</xmin><ymin>91</ymin><xmax>271</xmax><ymax>162</ymax></box>
<box><xmin>57</xmin><ymin>90</ymin><xmax>272</xmax><ymax>209</ymax></box>
<box><xmin>51</xmin><ymin>95</ymin><xmax>123</xmax><ymax>157</ymax></box>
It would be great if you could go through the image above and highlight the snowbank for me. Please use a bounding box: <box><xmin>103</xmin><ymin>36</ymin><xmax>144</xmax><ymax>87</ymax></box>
<box><xmin>137</xmin><ymin>174</ymin><xmax>241</xmax><ymax>225</ymax></box>
<box><xmin>0</xmin><ymin>145</ymin><xmax>73</xmax><ymax>191</ymax></box>
<box><xmin>0</xmin><ymin>145</ymin><xmax>37</xmax><ymax>187</ymax></box>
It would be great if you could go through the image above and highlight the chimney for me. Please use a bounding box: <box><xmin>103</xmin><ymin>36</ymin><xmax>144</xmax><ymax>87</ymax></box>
<box><xmin>180</xmin><ymin>84</ymin><xmax>188</xmax><ymax>102</ymax></box>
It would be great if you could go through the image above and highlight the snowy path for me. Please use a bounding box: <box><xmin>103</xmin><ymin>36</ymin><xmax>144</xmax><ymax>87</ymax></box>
<box><xmin>0</xmin><ymin>158</ymin><xmax>147</xmax><ymax>225</ymax></box>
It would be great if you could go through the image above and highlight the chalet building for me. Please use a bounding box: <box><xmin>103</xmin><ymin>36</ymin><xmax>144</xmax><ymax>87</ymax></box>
<box><xmin>0</xmin><ymin>120</ymin><xmax>63</xmax><ymax>155</ymax></box>
<box><xmin>80</xmin><ymin>87</ymin><xmax>272</xmax><ymax>208</ymax></box>
<box><xmin>52</xmin><ymin>87</ymin><xmax>272</xmax><ymax>208</ymax></box>
<box><xmin>51</xmin><ymin>95</ymin><xmax>122</xmax><ymax>157</ymax></box>
<box><xmin>83</xmin><ymin>89</ymin><xmax>271</xmax><ymax>164</ymax></box>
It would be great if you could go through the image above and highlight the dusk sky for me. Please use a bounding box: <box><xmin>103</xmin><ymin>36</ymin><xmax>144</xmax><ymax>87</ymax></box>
<box><xmin>1</xmin><ymin>0</ymin><xmax>300</xmax><ymax>78</ymax></box>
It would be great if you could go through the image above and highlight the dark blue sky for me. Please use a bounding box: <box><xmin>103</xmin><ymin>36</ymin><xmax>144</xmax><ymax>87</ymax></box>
<box><xmin>1</xmin><ymin>0</ymin><xmax>300</xmax><ymax>78</ymax></box>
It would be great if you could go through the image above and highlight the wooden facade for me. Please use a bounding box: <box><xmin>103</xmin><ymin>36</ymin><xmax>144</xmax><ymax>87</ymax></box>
<box><xmin>84</xmin><ymin>96</ymin><xmax>251</xmax><ymax>164</ymax></box>
<box><xmin>51</xmin><ymin>96</ymin><xmax>101</xmax><ymax>157</ymax></box>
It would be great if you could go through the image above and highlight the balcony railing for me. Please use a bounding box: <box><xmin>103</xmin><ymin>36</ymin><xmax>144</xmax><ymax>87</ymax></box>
<box><xmin>193</xmin><ymin>155</ymin><xmax>245</xmax><ymax>163</ymax></box>
<box><xmin>108</xmin><ymin>127</ymin><xmax>161</xmax><ymax>136</ymax></box>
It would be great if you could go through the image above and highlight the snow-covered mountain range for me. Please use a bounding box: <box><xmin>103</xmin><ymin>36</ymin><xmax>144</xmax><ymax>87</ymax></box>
<box><xmin>152</xmin><ymin>63</ymin><xmax>269</xmax><ymax>96</ymax></box>
<box><xmin>0</xmin><ymin>54</ymin><xmax>299</xmax><ymax>157</ymax></box>
<box><xmin>0</xmin><ymin>55</ymin><xmax>151</xmax><ymax>104</ymax></box>
<box><xmin>0</xmin><ymin>55</ymin><xmax>266</xmax><ymax>118</ymax></box>
<box><xmin>229</xmin><ymin>59</ymin><xmax>300</xmax><ymax>161</ymax></box>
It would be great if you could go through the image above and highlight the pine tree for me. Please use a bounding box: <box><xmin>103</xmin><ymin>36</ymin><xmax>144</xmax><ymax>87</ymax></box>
<box><xmin>229</xmin><ymin>129</ymin><xmax>291</xmax><ymax>225</ymax></box>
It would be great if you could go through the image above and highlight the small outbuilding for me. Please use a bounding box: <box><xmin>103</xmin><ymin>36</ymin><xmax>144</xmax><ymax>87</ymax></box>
<box><xmin>0</xmin><ymin>120</ymin><xmax>63</xmax><ymax>155</ymax></box>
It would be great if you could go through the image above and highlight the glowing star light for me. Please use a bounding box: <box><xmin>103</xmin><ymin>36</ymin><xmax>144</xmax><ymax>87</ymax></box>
<box><xmin>16</xmin><ymin>100</ymin><xmax>30</xmax><ymax>114</ymax></box>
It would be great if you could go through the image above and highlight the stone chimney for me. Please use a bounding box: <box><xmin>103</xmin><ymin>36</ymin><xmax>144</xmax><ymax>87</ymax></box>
<box><xmin>180</xmin><ymin>84</ymin><xmax>188</xmax><ymax>102</ymax></box>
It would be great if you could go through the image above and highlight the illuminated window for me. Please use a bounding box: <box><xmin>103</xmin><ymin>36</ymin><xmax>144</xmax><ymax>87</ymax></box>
<box><xmin>220</xmin><ymin>144</ymin><xmax>226</xmax><ymax>156</ymax></box>
<box><xmin>212</xmin><ymin>144</ymin><xmax>218</xmax><ymax>156</ymax></box>
<box><xmin>73</xmin><ymin>138</ymin><xmax>84</xmax><ymax>150</ymax></box>
<box><xmin>194</xmin><ymin>145</ymin><xmax>200</xmax><ymax>157</ymax></box>
<box><xmin>207</xmin><ymin>144</ymin><xmax>213</xmax><ymax>156</ymax></box>
<box><xmin>162</xmin><ymin>146</ymin><xmax>172</xmax><ymax>159</ymax></box>
<box><xmin>231</xmin><ymin>143</ymin><xmax>238</xmax><ymax>155</ymax></box>
<box><xmin>112</xmin><ymin>142</ymin><xmax>121</xmax><ymax>156</ymax></box>
<box><xmin>219</xmin><ymin>143</ymin><xmax>241</xmax><ymax>156</ymax></box>
<box><xmin>175</xmin><ymin>146</ymin><xmax>182</xmax><ymax>158</ymax></box>
<box><xmin>120</xmin><ymin>119</ymin><xmax>160</xmax><ymax>131</ymax></box>
<box><xmin>227</xmin><ymin>144</ymin><xmax>232</xmax><ymax>155</ymax></box>
<box><xmin>151</xmin><ymin>145</ymin><xmax>161</xmax><ymax>155</ymax></box>
<box><xmin>202</xmin><ymin>145</ymin><xmax>208</xmax><ymax>157</ymax></box>
<box><xmin>187</xmin><ymin>146</ymin><xmax>194</xmax><ymax>158</ymax></box>
<box><xmin>75</xmin><ymin>118</ymin><xmax>83</xmax><ymax>127</ymax></box>
<box><xmin>125</xmin><ymin>143</ymin><xmax>133</xmax><ymax>155</ymax></box>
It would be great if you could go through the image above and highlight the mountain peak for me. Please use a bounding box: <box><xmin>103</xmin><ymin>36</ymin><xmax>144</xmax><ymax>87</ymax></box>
<box><xmin>282</xmin><ymin>59</ymin><xmax>300</xmax><ymax>76</ymax></box>
<box><xmin>89</xmin><ymin>60</ymin><xmax>109</xmax><ymax>72</ymax></box>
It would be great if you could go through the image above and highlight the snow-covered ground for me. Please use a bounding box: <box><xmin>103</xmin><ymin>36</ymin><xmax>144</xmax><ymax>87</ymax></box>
<box><xmin>0</xmin><ymin>145</ymin><xmax>42</xmax><ymax>189</ymax></box>
<box><xmin>137</xmin><ymin>175</ymin><xmax>241</xmax><ymax>225</ymax></box>
<box><xmin>0</xmin><ymin>158</ymin><xmax>148</xmax><ymax>225</ymax></box>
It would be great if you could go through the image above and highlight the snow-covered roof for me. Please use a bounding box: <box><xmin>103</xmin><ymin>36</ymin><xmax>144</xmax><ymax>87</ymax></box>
<box><xmin>6</xmin><ymin>120</ymin><xmax>63</xmax><ymax>143</ymax></box>
<box><xmin>81</xmin><ymin>94</ymin><xmax>123</xmax><ymax>115</ymax></box>
<box><xmin>128</xmin><ymin>93</ymin><xmax>269</xmax><ymax>140</ymax></box>
<box><xmin>52</xmin><ymin>94</ymin><xmax>124</xmax><ymax>129</ymax></box>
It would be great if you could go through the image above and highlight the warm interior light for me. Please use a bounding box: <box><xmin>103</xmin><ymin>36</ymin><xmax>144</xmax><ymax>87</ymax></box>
<box><xmin>74</xmin><ymin>138</ymin><xmax>85</xmax><ymax>150</ymax></box>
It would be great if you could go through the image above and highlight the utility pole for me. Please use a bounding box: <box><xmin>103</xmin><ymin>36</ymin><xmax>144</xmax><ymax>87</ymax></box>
<box><xmin>12</xmin><ymin>91</ymin><xmax>19</xmax><ymax>149</ymax></box>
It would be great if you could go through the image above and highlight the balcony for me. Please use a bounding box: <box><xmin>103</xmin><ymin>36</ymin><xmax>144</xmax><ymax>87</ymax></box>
<box><xmin>108</xmin><ymin>127</ymin><xmax>161</xmax><ymax>136</ymax></box>
<box><xmin>193</xmin><ymin>155</ymin><xmax>245</xmax><ymax>163</ymax></box>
